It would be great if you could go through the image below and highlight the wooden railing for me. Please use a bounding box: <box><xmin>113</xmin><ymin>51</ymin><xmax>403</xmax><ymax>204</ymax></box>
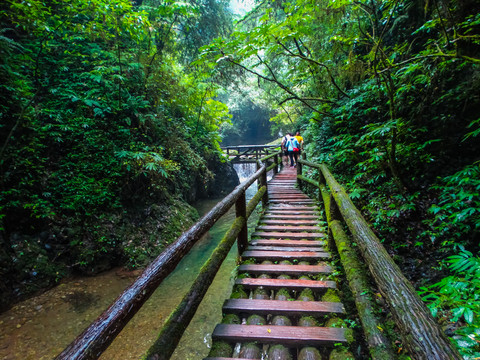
<box><xmin>55</xmin><ymin>150</ymin><xmax>282</xmax><ymax>360</ymax></box>
<box><xmin>297</xmin><ymin>157</ymin><xmax>461</xmax><ymax>360</ymax></box>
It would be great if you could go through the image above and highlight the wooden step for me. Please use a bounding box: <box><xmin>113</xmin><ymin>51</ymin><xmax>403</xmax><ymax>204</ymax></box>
<box><xmin>252</xmin><ymin>232</ymin><xmax>324</xmax><ymax>240</ymax></box>
<box><xmin>263</xmin><ymin>215</ymin><xmax>318</xmax><ymax>220</ymax></box>
<box><xmin>269</xmin><ymin>205</ymin><xmax>316</xmax><ymax>209</ymax></box>
<box><xmin>256</xmin><ymin>225</ymin><xmax>323</xmax><ymax>233</ymax></box>
<box><xmin>269</xmin><ymin>194</ymin><xmax>309</xmax><ymax>198</ymax></box>
<box><xmin>269</xmin><ymin>200</ymin><xmax>315</xmax><ymax>204</ymax></box>
<box><xmin>235</xmin><ymin>277</ymin><xmax>336</xmax><ymax>290</ymax></box>
<box><xmin>212</xmin><ymin>324</ymin><xmax>347</xmax><ymax>346</ymax></box>
<box><xmin>247</xmin><ymin>245</ymin><xmax>325</xmax><ymax>252</ymax></box>
<box><xmin>251</xmin><ymin>239</ymin><xmax>325</xmax><ymax>247</ymax></box>
<box><xmin>242</xmin><ymin>250</ymin><xmax>329</xmax><ymax>261</ymax></box>
<box><xmin>222</xmin><ymin>299</ymin><xmax>345</xmax><ymax>316</ymax></box>
<box><xmin>260</xmin><ymin>219</ymin><xmax>320</xmax><ymax>225</ymax></box>
<box><xmin>238</xmin><ymin>263</ymin><xmax>332</xmax><ymax>275</ymax></box>
<box><xmin>268</xmin><ymin>189</ymin><xmax>303</xmax><ymax>193</ymax></box>
<box><xmin>267</xmin><ymin>208</ymin><xmax>317</xmax><ymax>213</ymax></box>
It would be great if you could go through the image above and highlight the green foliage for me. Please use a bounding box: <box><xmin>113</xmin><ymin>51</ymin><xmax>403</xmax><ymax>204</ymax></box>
<box><xmin>423</xmin><ymin>163</ymin><xmax>480</xmax><ymax>247</ymax></box>
<box><xmin>0</xmin><ymin>0</ymin><xmax>235</xmax><ymax>307</ymax></box>
<box><xmin>199</xmin><ymin>0</ymin><xmax>480</xmax><ymax>356</ymax></box>
<box><xmin>420</xmin><ymin>248</ymin><xmax>480</xmax><ymax>358</ymax></box>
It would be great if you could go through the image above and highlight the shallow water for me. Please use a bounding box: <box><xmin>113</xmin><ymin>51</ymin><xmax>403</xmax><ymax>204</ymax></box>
<box><xmin>0</xmin><ymin>163</ymin><xmax>261</xmax><ymax>360</ymax></box>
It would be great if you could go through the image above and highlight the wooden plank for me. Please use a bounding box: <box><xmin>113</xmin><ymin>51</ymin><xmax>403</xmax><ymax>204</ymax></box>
<box><xmin>223</xmin><ymin>299</ymin><xmax>344</xmax><ymax>316</ymax></box>
<box><xmin>262</xmin><ymin>215</ymin><xmax>318</xmax><ymax>220</ymax></box>
<box><xmin>268</xmin><ymin>207</ymin><xmax>317</xmax><ymax>212</ymax></box>
<box><xmin>238</xmin><ymin>263</ymin><xmax>332</xmax><ymax>275</ymax></box>
<box><xmin>255</xmin><ymin>225</ymin><xmax>323</xmax><ymax>232</ymax></box>
<box><xmin>236</xmin><ymin>277</ymin><xmax>336</xmax><ymax>290</ymax></box>
<box><xmin>247</xmin><ymin>245</ymin><xmax>325</xmax><ymax>252</ymax></box>
<box><xmin>252</xmin><ymin>232</ymin><xmax>325</xmax><ymax>239</ymax></box>
<box><xmin>269</xmin><ymin>200</ymin><xmax>314</xmax><ymax>204</ymax></box>
<box><xmin>251</xmin><ymin>239</ymin><xmax>324</xmax><ymax>247</ymax></box>
<box><xmin>212</xmin><ymin>324</ymin><xmax>347</xmax><ymax>346</ymax></box>
<box><xmin>260</xmin><ymin>220</ymin><xmax>319</xmax><ymax>225</ymax></box>
<box><xmin>242</xmin><ymin>250</ymin><xmax>330</xmax><ymax>261</ymax></box>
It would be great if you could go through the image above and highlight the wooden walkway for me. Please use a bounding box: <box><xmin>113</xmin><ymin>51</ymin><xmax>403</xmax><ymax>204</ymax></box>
<box><xmin>206</xmin><ymin>166</ymin><xmax>348</xmax><ymax>359</ymax></box>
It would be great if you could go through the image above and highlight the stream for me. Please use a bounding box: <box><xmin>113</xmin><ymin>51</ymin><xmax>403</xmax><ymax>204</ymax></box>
<box><xmin>0</xmin><ymin>163</ymin><xmax>260</xmax><ymax>360</ymax></box>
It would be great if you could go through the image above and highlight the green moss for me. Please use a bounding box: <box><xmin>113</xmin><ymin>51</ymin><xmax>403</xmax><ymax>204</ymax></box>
<box><xmin>322</xmin><ymin>289</ymin><xmax>340</xmax><ymax>303</ymax></box>
<box><xmin>239</xmin><ymin>343</ymin><xmax>262</xmax><ymax>358</ymax></box>
<box><xmin>247</xmin><ymin>314</ymin><xmax>266</xmax><ymax>325</ymax></box>
<box><xmin>298</xmin><ymin>316</ymin><xmax>319</xmax><ymax>327</ymax></box>
<box><xmin>329</xmin><ymin>348</ymin><xmax>355</xmax><ymax>360</ymax></box>
<box><xmin>325</xmin><ymin>318</ymin><xmax>354</xmax><ymax>344</ymax></box>
<box><xmin>271</xmin><ymin>315</ymin><xmax>292</xmax><ymax>326</ymax></box>
<box><xmin>230</xmin><ymin>286</ymin><xmax>248</xmax><ymax>299</ymax></box>
<box><xmin>268</xmin><ymin>344</ymin><xmax>292</xmax><ymax>360</ymax></box>
<box><xmin>279</xmin><ymin>260</ymin><xmax>292</xmax><ymax>265</ymax></box>
<box><xmin>208</xmin><ymin>341</ymin><xmax>233</xmax><ymax>357</ymax></box>
<box><xmin>275</xmin><ymin>288</ymin><xmax>292</xmax><ymax>301</ymax></box>
<box><xmin>299</xmin><ymin>347</ymin><xmax>321</xmax><ymax>360</ymax></box>
<box><xmin>253</xmin><ymin>287</ymin><xmax>270</xmax><ymax>299</ymax></box>
<box><xmin>222</xmin><ymin>314</ymin><xmax>241</xmax><ymax>324</ymax></box>
<box><xmin>298</xmin><ymin>288</ymin><xmax>315</xmax><ymax>301</ymax></box>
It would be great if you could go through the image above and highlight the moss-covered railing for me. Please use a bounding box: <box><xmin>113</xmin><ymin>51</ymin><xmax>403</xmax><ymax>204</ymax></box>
<box><xmin>55</xmin><ymin>149</ymin><xmax>282</xmax><ymax>360</ymax></box>
<box><xmin>297</xmin><ymin>158</ymin><xmax>461</xmax><ymax>360</ymax></box>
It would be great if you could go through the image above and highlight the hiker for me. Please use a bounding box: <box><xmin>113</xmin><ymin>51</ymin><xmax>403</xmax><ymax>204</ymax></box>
<box><xmin>281</xmin><ymin>133</ymin><xmax>291</xmax><ymax>165</ymax></box>
<box><xmin>285</xmin><ymin>133</ymin><xmax>300</xmax><ymax>167</ymax></box>
<box><xmin>295</xmin><ymin>131</ymin><xmax>304</xmax><ymax>155</ymax></box>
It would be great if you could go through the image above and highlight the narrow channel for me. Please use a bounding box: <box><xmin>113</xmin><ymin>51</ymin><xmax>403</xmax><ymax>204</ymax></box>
<box><xmin>0</xmin><ymin>163</ymin><xmax>259</xmax><ymax>360</ymax></box>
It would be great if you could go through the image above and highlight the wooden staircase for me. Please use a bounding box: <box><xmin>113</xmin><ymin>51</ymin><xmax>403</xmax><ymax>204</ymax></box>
<box><xmin>206</xmin><ymin>166</ymin><xmax>349</xmax><ymax>359</ymax></box>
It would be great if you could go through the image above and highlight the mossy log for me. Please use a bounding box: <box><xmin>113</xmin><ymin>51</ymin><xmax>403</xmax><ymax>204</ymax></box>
<box><xmin>247</xmin><ymin>314</ymin><xmax>266</xmax><ymax>325</ymax></box>
<box><xmin>231</xmin><ymin>286</ymin><xmax>248</xmax><ymax>299</ymax></box>
<box><xmin>239</xmin><ymin>342</ymin><xmax>262</xmax><ymax>359</ymax></box>
<box><xmin>298</xmin><ymin>316</ymin><xmax>319</xmax><ymax>327</ymax></box>
<box><xmin>275</xmin><ymin>288</ymin><xmax>292</xmax><ymax>301</ymax></box>
<box><xmin>271</xmin><ymin>315</ymin><xmax>292</xmax><ymax>326</ymax></box>
<box><xmin>145</xmin><ymin>216</ymin><xmax>247</xmax><ymax>359</ymax></box>
<box><xmin>298</xmin><ymin>288</ymin><xmax>315</xmax><ymax>301</ymax></box>
<box><xmin>268</xmin><ymin>344</ymin><xmax>292</xmax><ymax>360</ymax></box>
<box><xmin>329</xmin><ymin>348</ymin><xmax>355</xmax><ymax>360</ymax></box>
<box><xmin>319</xmin><ymin>164</ymin><xmax>461</xmax><ymax>360</ymax></box>
<box><xmin>207</xmin><ymin>341</ymin><xmax>233</xmax><ymax>357</ymax></box>
<box><xmin>253</xmin><ymin>288</ymin><xmax>270</xmax><ymax>300</ymax></box>
<box><xmin>55</xmin><ymin>163</ymin><xmax>267</xmax><ymax>360</ymax></box>
<box><xmin>298</xmin><ymin>347</ymin><xmax>322</xmax><ymax>360</ymax></box>
<box><xmin>222</xmin><ymin>314</ymin><xmax>241</xmax><ymax>325</ymax></box>
<box><xmin>322</xmin><ymin>182</ymin><xmax>395</xmax><ymax>359</ymax></box>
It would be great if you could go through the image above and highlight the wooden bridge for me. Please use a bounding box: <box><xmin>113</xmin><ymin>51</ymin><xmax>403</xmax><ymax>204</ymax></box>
<box><xmin>55</xmin><ymin>150</ymin><xmax>461</xmax><ymax>360</ymax></box>
<box><xmin>222</xmin><ymin>144</ymin><xmax>280</xmax><ymax>163</ymax></box>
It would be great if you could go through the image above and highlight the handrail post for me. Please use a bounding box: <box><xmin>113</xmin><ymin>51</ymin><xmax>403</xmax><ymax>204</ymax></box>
<box><xmin>297</xmin><ymin>156</ymin><xmax>303</xmax><ymax>189</ymax></box>
<box><xmin>236</xmin><ymin>190</ymin><xmax>248</xmax><ymax>254</ymax></box>
<box><xmin>261</xmin><ymin>167</ymin><xmax>268</xmax><ymax>209</ymax></box>
<box><xmin>256</xmin><ymin>161</ymin><xmax>269</xmax><ymax>209</ymax></box>
<box><xmin>273</xmin><ymin>154</ymin><xmax>278</xmax><ymax>175</ymax></box>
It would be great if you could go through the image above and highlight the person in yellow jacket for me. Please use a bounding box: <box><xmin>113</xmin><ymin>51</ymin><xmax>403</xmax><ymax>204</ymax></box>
<box><xmin>295</xmin><ymin>131</ymin><xmax>304</xmax><ymax>154</ymax></box>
